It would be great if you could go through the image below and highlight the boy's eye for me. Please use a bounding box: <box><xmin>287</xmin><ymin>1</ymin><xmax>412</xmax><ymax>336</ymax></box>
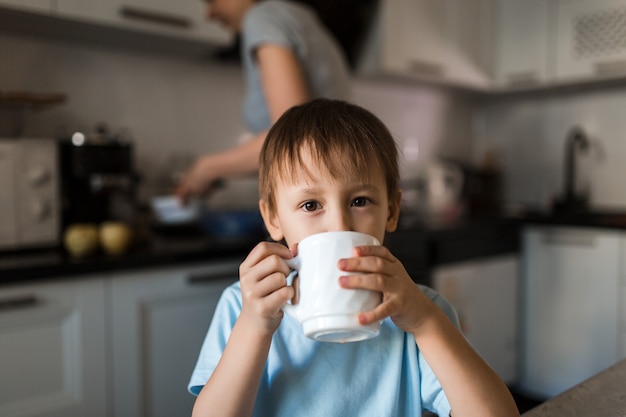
<box><xmin>352</xmin><ymin>197</ymin><xmax>371</xmax><ymax>207</ymax></box>
<box><xmin>301</xmin><ymin>201</ymin><xmax>321</xmax><ymax>212</ymax></box>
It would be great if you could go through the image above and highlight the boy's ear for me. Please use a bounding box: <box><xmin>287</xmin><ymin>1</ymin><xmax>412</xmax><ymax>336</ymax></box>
<box><xmin>259</xmin><ymin>199</ymin><xmax>284</xmax><ymax>242</ymax></box>
<box><xmin>385</xmin><ymin>189</ymin><xmax>403</xmax><ymax>233</ymax></box>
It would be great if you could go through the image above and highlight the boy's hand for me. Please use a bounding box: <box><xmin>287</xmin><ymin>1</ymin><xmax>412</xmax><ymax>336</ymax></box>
<box><xmin>238</xmin><ymin>241</ymin><xmax>295</xmax><ymax>335</ymax></box>
<box><xmin>337</xmin><ymin>245</ymin><xmax>436</xmax><ymax>336</ymax></box>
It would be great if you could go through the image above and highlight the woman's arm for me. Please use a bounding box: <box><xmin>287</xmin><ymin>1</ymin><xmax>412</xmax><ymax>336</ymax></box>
<box><xmin>176</xmin><ymin>44</ymin><xmax>309</xmax><ymax>201</ymax></box>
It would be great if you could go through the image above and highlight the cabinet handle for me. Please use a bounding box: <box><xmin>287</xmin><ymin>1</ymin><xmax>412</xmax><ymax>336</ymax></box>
<box><xmin>407</xmin><ymin>59</ymin><xmax>444</xmax><ymax>78</ymax></box>
<box><xmin>505</xmin><ymin>71</ymin><xmax>540</xmax><ymax>88</ymax></box>
<box><xmin>119</xmin><ymin>6</ymin><xmax>191</xmax><ymax>29</ymax></box>
<box><xmin>187</xmin><ymin>272</ymin><xmax>236</xmax><ymax>285</ymax></box>
<box><xmin>542</xmin><ymin>231</ymin><xmax>596</xmax><ymax>247</ymax></box>
<box><xmin>594</xmin><ymin>60</ymin><xmax>626</xmax><ymax>76</ymax></box>
<box><xmin>0</xmin><ymin>294</ymin><xmax>39</xmax><ymax>312</ymax></box>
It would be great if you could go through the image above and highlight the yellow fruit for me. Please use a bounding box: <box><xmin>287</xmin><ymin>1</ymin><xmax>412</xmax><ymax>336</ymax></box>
<box><xmin>99</xmin><ymin>222</ymin><xmax>133</xmax><ymax>255</ymax></box>
<box><xmin>64</xmin><ymin>223</ymin><xmax>99</xmax><ymax>258</ymax></box>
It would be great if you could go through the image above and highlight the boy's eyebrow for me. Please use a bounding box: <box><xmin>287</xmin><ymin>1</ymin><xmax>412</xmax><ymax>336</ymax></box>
<box><xmin>293</xmin><ymin>184</ymin><xmax>382</xmax><ymax>194</ymax></box>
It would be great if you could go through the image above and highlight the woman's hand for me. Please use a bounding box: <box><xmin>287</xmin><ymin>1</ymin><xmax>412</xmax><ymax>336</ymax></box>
<box><xmin>238</xmin><ymin>241</ymin><xmax>295</xmax><ymax>335</ymax></box>
<box><xmin>337</xmin><ymin>245</ymin><xmax>437</xmax><ymax>335</ymax></box>
<box><xmin>175</xmin><ymin>155</ymin><xmax>223</xmax><ymax>203</ymax></box>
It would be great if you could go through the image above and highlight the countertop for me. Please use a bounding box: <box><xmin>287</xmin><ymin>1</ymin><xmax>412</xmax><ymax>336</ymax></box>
<box><xmin>0</xmin><ymin>231</ymin><xmax>260</xmax><ymax>284</ymax></box>
<box><xmin>511</xmin><ymin>209</ymin><xmax>626</xmax><ymax>230</ymax></box>
<box><xmin>0</xmin><ymin>217</ymin><xmax>521</xmax><ymax>285</ymax></box>
<box><xmin>521</xmin><ymin>359</ymin><xmax>626</xmax><ymax>416</ymax></box>
<box><xmin>4</xmin><ymin>209</ymin><xmax>626</xmax><ymax>285</ymax></box>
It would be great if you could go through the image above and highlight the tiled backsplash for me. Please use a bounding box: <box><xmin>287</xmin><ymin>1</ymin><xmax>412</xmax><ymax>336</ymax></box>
<box><xmin>5</xmin><ymin>29</ymin><xmax>626</xmax><ymax>212</ymax></box>
<box><xmin>474</xmin><ymin>85</ymin><xmax>626</xmax><ymax>212</ymax></box>
<box><xmin>0</xmin><ymin>31</ymin><xmax>474</xmax><ymax>208</ymax></box>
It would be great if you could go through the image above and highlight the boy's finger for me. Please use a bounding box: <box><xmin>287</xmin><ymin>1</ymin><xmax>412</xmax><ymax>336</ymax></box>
<box><xmin>357</xmin><ymin>304</ymin><xmax>391</xmax><ymax>326</ymax></box>
<box><xmin>353</xmin><ymin>245</ymin><xmax>396</xmax><ymax>261</ymax></box>
<box><xmin>339</xmin><ymin>273</ymin><xmax>386</xmax><ymax>292</ymax></box>
<box><xmin>242</xmin><ymin>241</ymin><xmax>293</xmax><ymax>270</ymax></box>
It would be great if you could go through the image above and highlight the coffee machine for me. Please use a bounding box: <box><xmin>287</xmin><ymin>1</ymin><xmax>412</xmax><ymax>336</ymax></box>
<box><xmin>60</xmin><ymin>129</ymin><xmax>139</xmax><ymax>228</ymax></box>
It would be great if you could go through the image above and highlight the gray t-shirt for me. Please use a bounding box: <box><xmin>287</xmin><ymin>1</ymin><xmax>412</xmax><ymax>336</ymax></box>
<box><xmin>241</xmin><ymin>0</ymin><xmax>351</xmax><ymax>133</ymax></box>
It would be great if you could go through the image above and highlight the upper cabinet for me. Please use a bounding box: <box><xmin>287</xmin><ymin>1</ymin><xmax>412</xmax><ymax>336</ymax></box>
<box><xmin>494</xmin><ymin>0</ymin><xmax>552</xmax><ymax>88</ymax></box>
<box><xmin>0</xmin><ymin>0</ymin><xmax>51</xmax><ymax>13</ymax></box>
<box><xmin>372</xmin><ymin>0</ymin><xmax>495</xmax><ymax>90</ymax></box>
<box><xmin>494</xmin><ymin>0</ymin><xmax>626</xmax><ymax>90</ymax></box>
<box><xmin>0</xmin><ymin>0</ymin><xmax>232</xmax><ymax>48</ymax></box>
<box><xmin>554</xmin><ymin>0</ymin><xmax>626</xmax><ymax>82</ymax></box>
<box><xmin>55</xmin><ymin>0</ymin><xmax>230</xmax><ymax>45</ymax></box>
<box><xmin>364</xmin><ymin>0</ymin><xmax>626</xmax><ymax>92</ymax></box>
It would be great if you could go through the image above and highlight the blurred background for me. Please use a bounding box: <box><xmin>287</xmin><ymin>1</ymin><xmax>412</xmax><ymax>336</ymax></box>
<box><xmin>2</xmin><ymin>1</ymin><xmax>626</xmax><ymax>416</ymax></box>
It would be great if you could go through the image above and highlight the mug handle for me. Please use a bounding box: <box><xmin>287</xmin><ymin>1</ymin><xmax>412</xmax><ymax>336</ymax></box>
<box><xmin>282</xmin><ymin>258</ymin><xmax>301</xmax><ymax>318</ymax></box>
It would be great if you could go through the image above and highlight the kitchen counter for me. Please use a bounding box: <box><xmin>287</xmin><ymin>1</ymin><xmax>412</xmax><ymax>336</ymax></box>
<box><xmin>521</xmin><ymin>359</ymin><xmax>626</xmax><ymax>417</ymax></box>
<box><xmin>511</xmin><ymin>209</ymin><xmax>626</xmax><ymax>230</ymax></box>
<box><xmin>0</xmin><ymin>232</ymin><xmax>260</xmax><ymax>284</ymax></box>
<box><xmin>0</xmin><ymin>217</ymin><xmax>521</xmax><ymax>285</ymax></box>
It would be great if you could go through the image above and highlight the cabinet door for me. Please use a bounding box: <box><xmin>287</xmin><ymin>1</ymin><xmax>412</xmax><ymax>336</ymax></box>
<box><xmin>381</xmin><ymin>0</ymin><xmax>450</xmax><ymax>80</ymax></box>
<box><xmin>620</xmin><ymin>235</ymin><xmax>626</xmax><ymax>360</ymax></box>
<box><xmin>110</xmin><ymin>260</ymin><xmax>239</xmax><ymax>417</ymax></box>
<box><xmin>555</xmin><ymin>0</ymin><xmax>626</xmax><ymax>82</ymax></box>
<box><xmin>521</xmin><ymin>227</ymin><xmax>620</xmax><ymax>398</ymax></box>
<box><xmin>0</xmin><ymin>142</ymin><xmax>18</xmax><ymax>248</ymax></box>
<box><xmin>0</xmin><ymin>278</ymin><xmax>107</xmax><ymax>417</ymax></box>
<box><xmin>495</xmin><ymin>0</ymin><xmax>551</xmax><ymax>88</ymax></box>
<box><xmin>379</xmin><ymin>0</ymin><xmax>493</xmax><ymax>89</ymax></box>
<box><xmin>433</xmin><ymin>255</ymin><xmax>520</xmax><ymax>384</ymax></box>
<box><xmin>447</xmin><ymin>0</ymin><xmax>495</xmax><ymax>88</ymax></box>
<box><xmin>56</xmin><ymin>0</ymin><xmax>230</xmax><ymax>45</ymax></box>
<box><xmin>0</xmin><ymin>0</ymin><xmax>51</xmax><ymax>13</ymax></box>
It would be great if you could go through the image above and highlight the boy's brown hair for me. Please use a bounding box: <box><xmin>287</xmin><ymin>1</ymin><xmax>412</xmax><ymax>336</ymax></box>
<box><xmin>259</xmin><ymin>98</ymin><xmax>400</xmax><ymax>214</ymax></box>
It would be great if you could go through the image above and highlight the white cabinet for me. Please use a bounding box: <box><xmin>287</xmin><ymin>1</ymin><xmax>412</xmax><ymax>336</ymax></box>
<box><xmin>494</xmin><ymin>0</ymin><xmax>626</xmax><ymax>89</ymax></box>
<box><xmin>494</xmin><ymin>0</ymin><xmax>552</xmax><ymax>88</ymax></box>
<box><xmin>55</xmin><ymin>0</ymin><xmax>231</xmax><ymax>45</ymax></box>
<box><xmin>0</xmin><ymin>0</ymin><xmax>52</xmax><ymax>13</ymax></box>
<box><xmin>0</xmin><ymin>277</ymin><xmax>107</xmax><ymax>417</ymax></box>
<box><xmin>554</xmin><ymin>0</ymin><xmax>626</xmax><ymax>82</ymax></box>
<box><xmin>432</xmin><ymin>255</ymin><xmax>519</xmax><ymax>384</ymax></box>
<box><xmin>520</xmin><ymin>226</ymin><xmax>621</xmax><ymax>399</ymax></box>
<box><xmin>374</xmin><ymin>0</ymin><xmax>495</xmax><ymax>90</ymax></box>
<box><xmin>0</xmin><ymin>142</ymin><xmax>18</xmax><ymax>248</ymax></box>
<box><xmin>620</xmin><ymin>236</ymin><xmax>626</xmax><ymax>359</ymax></box>
<box><xmin>109</xmin><ymin>260</ymin><xmax>238</xmax><ymax>417</ymax></box>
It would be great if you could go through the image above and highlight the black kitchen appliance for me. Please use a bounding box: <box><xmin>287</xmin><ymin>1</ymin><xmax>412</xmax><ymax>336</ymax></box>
<box><xmin>60</xmin><ymin>135</ymin><xmax>138</xmax><ymax>228</ymax></box>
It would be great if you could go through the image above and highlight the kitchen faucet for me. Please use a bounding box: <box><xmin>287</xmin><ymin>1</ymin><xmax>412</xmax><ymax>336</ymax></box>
<box><xmin>554</xmin><ymin>126</ymin><xmax>590</xmax><ymax>214</ymax></box>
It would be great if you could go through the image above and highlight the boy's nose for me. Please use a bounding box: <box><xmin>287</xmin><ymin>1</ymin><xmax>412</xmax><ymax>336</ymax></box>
<box><xmin>327</xmin><ymin>211</ymin><xmax>353</xmax><ymax>232</ymax></box>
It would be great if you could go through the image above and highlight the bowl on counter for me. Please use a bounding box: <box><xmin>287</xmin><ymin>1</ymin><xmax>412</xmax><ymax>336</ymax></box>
<box><xmin>150</xmin><ymin>195</ymin><xmax>202</xmax><ymax>225</ymax></box>
<box><xmin>199</xmin><ymin>209</ymin><xmax>266</xmax><ymax>240</ymax></box>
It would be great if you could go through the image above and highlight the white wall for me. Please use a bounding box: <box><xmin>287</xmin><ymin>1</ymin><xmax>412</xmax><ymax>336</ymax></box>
<box><xmin>474</xmin><ymin>84</ymin><xmax>626</xmax><ymax>212</ymax></box>
<box><xmin>1</xmin><ymin>31</ymin><xmax>475</xmax><ymax>208</ymax></box>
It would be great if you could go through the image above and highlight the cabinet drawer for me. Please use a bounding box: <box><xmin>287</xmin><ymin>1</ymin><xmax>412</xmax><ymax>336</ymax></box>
<box><xmin>622</xmin><ymin>285</ymin><xmax>626</xmax><ymax>331</ymax></box>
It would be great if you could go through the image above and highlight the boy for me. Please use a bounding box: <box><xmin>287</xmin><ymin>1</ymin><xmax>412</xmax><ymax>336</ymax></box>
<box><xmin>188</xmin><ymin>99</ymin><xmax>519</xmax><ymax>417</ymax></box>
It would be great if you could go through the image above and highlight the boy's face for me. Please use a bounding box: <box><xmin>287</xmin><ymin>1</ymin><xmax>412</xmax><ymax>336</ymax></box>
<box><xmin>260</xmin><ymin>148</ymin><xmax>402</xmax><ymax>247</ymax></box>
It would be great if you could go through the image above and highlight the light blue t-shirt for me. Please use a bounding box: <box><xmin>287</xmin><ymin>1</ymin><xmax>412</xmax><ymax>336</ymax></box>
<box><xmin>241</xmin><ymin>0</ymin><xmax>351</xmax><ymax>133</ymax></box>
<box><xmin>188</xmin><ymin>282</ymin><xmax>459</xmax><ymax>416</ymax></box>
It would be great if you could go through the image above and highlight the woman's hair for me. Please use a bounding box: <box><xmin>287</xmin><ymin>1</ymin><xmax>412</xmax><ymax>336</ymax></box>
<box><xmin>259</xmin><ymin>98</ymin><xmax>399</xmax><ymax>214</ymax></box>
<box><xmin>292</xmin><ymin>0</ymin><xmax>378</xmax><ymax>69</ymax></box>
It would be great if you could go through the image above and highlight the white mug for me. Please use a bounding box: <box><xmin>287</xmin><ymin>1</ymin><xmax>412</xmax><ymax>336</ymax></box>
<box><xmin>283</xmin><ymin>231</ymin><xmax>382</xmax><ymax>343</ymax></box>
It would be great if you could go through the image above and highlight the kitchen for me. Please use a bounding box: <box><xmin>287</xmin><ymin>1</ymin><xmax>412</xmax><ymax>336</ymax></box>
<box><xmin>2</xmin><ymin>0</ymin><xmax>626</xmax><ymax>416</ymax></box>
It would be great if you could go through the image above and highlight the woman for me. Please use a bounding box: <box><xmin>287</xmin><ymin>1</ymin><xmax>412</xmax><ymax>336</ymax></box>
<box><xmin>176</xmin><ymin>0</ymin><xmax>352</xmax><ymax>201</ymax></box>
